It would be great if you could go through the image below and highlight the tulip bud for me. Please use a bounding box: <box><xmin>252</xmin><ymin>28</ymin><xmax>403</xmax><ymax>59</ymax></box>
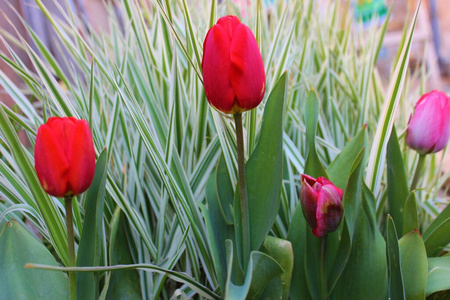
<box><xmin>34</xmin><ymin>117</ymin><xmax>96</xmax><ymax>197</ymax></box>
<box><xmin>201</xmin><ymin>15</ymin><xmax>266</xmax><ymax>114</ymax></box>
<box><xmin>406</xmin><ymin>90</ymin><xmax>450</xmax><ymax>155</ymax></box>
<box><xmin>300</xmin><ymin>174</ymin><xmax>344</xmax><ymax>237</ymax></box>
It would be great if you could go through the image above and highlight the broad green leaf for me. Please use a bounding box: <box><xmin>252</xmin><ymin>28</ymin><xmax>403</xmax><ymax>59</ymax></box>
<box><xmin>423</xmin><ymin>204</ymin><xmax>450</xmax><ymax>257</ymax></box>
<box><xmin>224</xmin><ymin>240</ymin><xmax>283</xmax><ymax>300</ymax></box>
<box><xmin>327</xmin><ymin>148</ymin><xmax>365</xmax><ymax>294</ymax></box>
<box><xmin>0</xmin><ymin>221</ymin><xmax>68</xmax><ymax>299</ymax></box>
<box><xmin>287</xmin><ymin>205</ymin><xmax>311</xmax><ymax>300</ymax></box>
<box><xmin>386</xmin><ymin>126</ymin><xmax>409</xmax><ymax>235</ymax></box>
<box><xmin>304</xmin><ymin>90</ymin><xmax>327</xmax><ymax>178</ymax></box>
<box><xmin>238</xmin><ymin>72</ymin><xmax>286</xmax><ymax>253</ymax></box>
<box><xmin>204</xmin><ymin>173</ymin><xmax>236</xmax><ymax>294</ymax></box>
<box><xmin>403</xmin><ymin>192</ymin><xmax>419</xmax><ymax>236</ymax></box>
<box><xmin>399</xmin><ymin>229</ymin><xmax>428</xmax><ymax>300</ymax></box>
<box><xmin>426</xmin><ymin>256</ymin><xmax>450</xmax><ymax>296</ymax></box>
<box><xmin>76</xmin><ymin>150</ymin><xmax>108</xmax><ymax>299</ymax></box>
<box><xmin>327</xmin><ymin>125</ymin><xmax>367</xmax><ymax>190</ymax></box>
<box><xmin>261</xmin><ymin>236</ymin><xmax>294</xmax><ymax>300</ymax></box>
<box><xmin>333</xmin><ymin>185</ymin><xmax>387</xmax><ymax>299</ymax></box>
<box><xmin>341</xmin><ymin>148</ymin><xmax>365</xmax><ymax>237</ymax></box>
<box><xmin>105</xmin><ymin>209</ymin><xmax>141</xmax><ymax>300</ymax></box>
<box><xmin>386</xmin><ymin>215</ymin><xmax>405</xmax><ymax>300</ymax></box>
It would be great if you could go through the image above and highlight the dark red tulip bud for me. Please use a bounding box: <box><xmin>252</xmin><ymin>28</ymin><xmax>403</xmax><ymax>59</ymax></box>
<box><xmin>300</xmin><ymin>174</ymin><xmax>343</xmax><ymax>237</ymax></box>
<box><xmin>34</xmin><ymin>117</ymin><xmax>96</xmax><ymax>197</ymax></box>
<box><xmin>201</xmin><ymin>15</ymin><xmax>266</xmax><ymax>114</ymax></box>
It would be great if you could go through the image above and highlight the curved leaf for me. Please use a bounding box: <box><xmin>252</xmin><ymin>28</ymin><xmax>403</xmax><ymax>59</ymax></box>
<box><xmin>386</xmin><ymin>215</ymin><xmax>405</xmax><ymax>300</ymax></box>
<box><xmin>0</xmin><ymin>221</ymin><xmax>68</xmax><ymax>299</ymax></box>
<box><xmin>399</xmin><ymin>229</ymin><xmax>428</xmax><ymax>299</ymax></box>
<box><xmin>77</xmin><ymin>149</ymin><xmax>108</xmax><ymax>299</ymax></box>
<box><xmin>387</xmin><ymin>126</ymin><xmax>409</xmax><ymax>235</ymax></box>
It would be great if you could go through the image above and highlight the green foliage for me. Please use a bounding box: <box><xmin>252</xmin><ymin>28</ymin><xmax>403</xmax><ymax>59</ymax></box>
<box><xmin>399</xmin><ymin>229</ymin><xmax>428</xmax><ymax>300</ymax></box>
<box><xmin>0</xmin><ymin>221</ymin><xmax>68</xmax><ymax>299</ymax></box>
<box><xmin>76</xmin><ymin>150</ymin><xmax>108</xmax><ymax>299</ymax></box>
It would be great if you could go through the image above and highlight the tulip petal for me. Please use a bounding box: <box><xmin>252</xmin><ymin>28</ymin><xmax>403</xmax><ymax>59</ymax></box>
<box><xmin>431</xmin><ymin>97</ymin><xmax>450</xmax><ymax>152</ymax></box>
<box><xmin>300</xmin><ymin>179</ymin><xmax>319</xmax><ymax>229</ymax></box>
<box><xmin>67</xmin><ymin>120</ymin><xmax>96</xmax><ymax>196</ymax></box>
<box><xmin>34</xmin><ymin>125</ymin><xmax>70</xmax><ymax>197</ymax></box>
<box><xmin>216</xmin><ymin>15</ymin><xmax>241</xmax><ymax>40</ymax></box>
<box><xmin>406</xmin><ymin>91</ymin><xmax>450</xmax><ymax>154</ymax></box>
<box><xmin>229</xmin><ymin>24</ymin><xmax>266</xmax><ymax>111</ymax></box>
<box><xmin>313</xmin><ymin>186</ymin><xmax>343</xmax><ymax>237</ymax></box>
<box><xmin>46</xmin><ymin>117</ymin><xmax>76</xmax><ymax>153</ymax></box>
<box><xmin>202</xmin><ymin>25</ymin><xmax>236</xmax><ymax>113</ymax></box>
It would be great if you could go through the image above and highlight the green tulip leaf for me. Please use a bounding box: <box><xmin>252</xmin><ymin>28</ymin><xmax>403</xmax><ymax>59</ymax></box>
<box><xmin>333</xmin><ymin>185</ymin><xmax>387</xmax><ymax>299</ymax></box>
<box><xmin>224</xmin><ymin>240</ymin><xmax>284</xmax><ymax>300</ymax></box>
<box><xmin>399</xmin><ymin>229</ymin><xmax>428</xmax><ymax>299</ymax></box>
<box><xmin>0</xmin><ymin>221</ymin><xmax>68</xmax><ymax>299</ymax></box>
<box><xmin>287</xmin><ymin>205</ymin><xmax>311</xmax><ymax>300</ymax></box>
<box><xmin>234</xmin><ymin>72</ymin><xmax>286</xmax><ymax>258</ymax></box>
<box><xmin>105</xmin><ymin>209</ymin><xmax>141</xmax><ymax>299</ymax></box>
<box><xmin>426</xmin><ymin>256</ymin><xmax>450</xmax><ymax>296</ymax></box>
<box><xmin>386</xmin><ymin>126</ymin><xmax>409</xmax><ymax>235</ymax></box>
<box><xmin>327</xmin><ymin>125</ymin><xmax>367</xmax><ymax>190</ymax></box>
<box><xmin>204</xmin><ymin>173</ymin><xmax>237</xmax><ymax>293</ymax></box>
<box><xmin>260</xmin><ymin>236</ymin><xmax>294</xmax><ymax>300</ymax></box>
<box><xmin>402</xmin><ymin>192</ymin><xmax>419</xmax><ymax>236</ymax></box>
<box><xmin>386</xmin><ymin>215</ymin><xmax>405</xmax><ymax>299</ymax></box>
<box><xmin>327</xmin><ymin>148</ymin><xmax>365</xmax><ymax>295</ymax></box>
<box><xmin>76</xmin><ymin>149</ymin><xmax>108</xmax><ymax>299</ymax></box>
<box><xmin>423</xmin><ymin>204</ymin><xmax>450</xmax><ymax>257</ymax></box>
<box><xmin>304</xmin><ymin>89</ymin><xmax>327</xmax><ymax>178</ymax></box>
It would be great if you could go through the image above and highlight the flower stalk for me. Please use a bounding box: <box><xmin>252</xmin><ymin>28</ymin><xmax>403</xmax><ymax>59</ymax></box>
<box><xmin>234</xmin><ymin>113</ymin><xmax>250</xmax><ymax>267</ymax></box>
<box><xmin>65</xmin><ymin>196</ymin><xmax>76</xmax><ymax>300</ymax></box>
<box><xmin>319</xmin><ymin>236</ymin><xmax>328</xmax><ymax>300</ymax></box>
<box><xmin>410</xmin><ymin>154</ymin><xmax>426</xmax><ymax>191</ymax></box>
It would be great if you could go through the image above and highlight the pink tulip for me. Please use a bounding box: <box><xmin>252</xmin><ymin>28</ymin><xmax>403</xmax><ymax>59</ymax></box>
<box><xmin>406</xmin><ymin>90</ymin><xmax>450</xmax><ymax>154</ymax></box>
<box><xmin>300</xmin><ymin>175</ymin><xmax>344</xmax><ymax>237</ymax></box>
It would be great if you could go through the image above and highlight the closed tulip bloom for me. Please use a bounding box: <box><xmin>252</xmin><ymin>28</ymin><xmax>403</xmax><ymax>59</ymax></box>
<box><xmin>202</xmin><ymin>15</ymin><xmax>266</xmax><ymax>114</ymax></box>
<box><xmin>300</xmin><ymin>174</ymin><xmax>343</xmax><ymax>237</ymax></box>
<box><xmin>34</xmin><ymin>117</ymin><xmax>96</xmax><ymax>197</ymax></box>
<box><xmin>406</xmin><ymin>90</ymin><xmax>450</xmax><ymax>154</ymax></box>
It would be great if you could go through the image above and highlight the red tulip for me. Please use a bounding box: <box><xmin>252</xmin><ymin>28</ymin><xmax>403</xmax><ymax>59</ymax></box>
<box><xmin>300</xmin><ymin>174</ymin><xmax>343</xmax><ymax>237</ymax></box>
<box><xmin>406</xmin><ymin>90</ymin><xmax>450</xmax><ymax>154</ymax></box>
<box><xmin>201</xmin><ymin>15</ymin><xmax>266</xmax><ymax>114</ymax></box>
<box><xmin>34</xmin><ymin>117</ymin><xmax>96</xmax><ymax>197</ymax></box>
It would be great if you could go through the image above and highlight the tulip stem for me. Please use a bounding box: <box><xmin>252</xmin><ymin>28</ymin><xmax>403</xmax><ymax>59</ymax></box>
<box><xmin>65</xmin><ymin>196</ymin><xmax>76</xmax><ymax>300</ymax></box>
<box><xmin>234</xmin><ymin>113</ymin><xmax>250</xmax><ymax>268</ymax></box>
<box><xmin>319</xmin><ymin>235</ymin><xmax>328</xmax><ymax>300</ymax></box>
<box><xmin>410</xmin><ymin>154</ymin><xmax>426</xmax><ymax>191</ymax></box>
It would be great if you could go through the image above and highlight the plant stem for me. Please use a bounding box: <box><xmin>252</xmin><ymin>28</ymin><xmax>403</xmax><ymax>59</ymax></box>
<box><xmin>65</xmin><ymin>196</ymin><xmax>76</xmax><ymax>300</ymax></box>
<box><xmin>319</xmin><ymin>235</ymin><xmax>328</xmax><ymax>300</ymax></box>
<box><xmin>410</xmin><ymin>154</ymin><xmax>425</xmax><ymax>191</ymax></box>
<box><xmin>234</xmin><ymin>113</ymin><xmax>250</xmax><ymax>268</ymax></box>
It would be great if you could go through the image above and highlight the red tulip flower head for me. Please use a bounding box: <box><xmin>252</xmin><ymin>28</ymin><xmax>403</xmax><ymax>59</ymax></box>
<box><xmin>201</xmin><ymin>15</ymin><xmax>266</xmax><ymax>114</ymax></box>
<box><xmin>34</xmin><ymin>117</ymin><xmax>96</xmax><ymax>197</ymax></box>
<box><xmin>406</xmin><ymin>90</ymin><xmax>450</xmax><ymax>155</ymax></box>
<box><xmin>300</xmin><ymin>175</ymin><xmax>344</xmax><ymax>237</ymax></box>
